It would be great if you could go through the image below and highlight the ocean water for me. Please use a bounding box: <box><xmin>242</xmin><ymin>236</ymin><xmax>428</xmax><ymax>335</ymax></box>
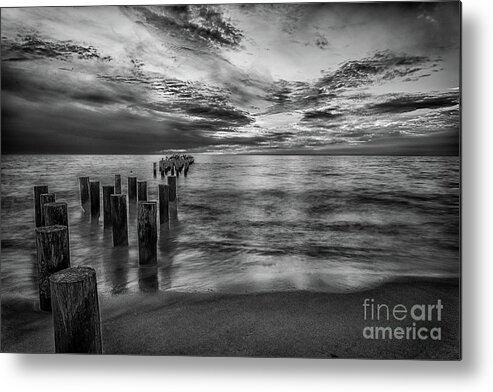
<box><xmin>1</xmin><ymin>154</ymin><xmax>460</xmax><ymax>299</ymax></box>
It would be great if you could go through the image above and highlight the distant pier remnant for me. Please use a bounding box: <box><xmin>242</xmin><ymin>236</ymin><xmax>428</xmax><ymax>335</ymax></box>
<box><xmin>35</xmin><ymin>225</ymin><xmax>70</xmax><ymax>311</ymax></box>
<box><xmin>90</xmin><ymin>181</ymin><xmax>100</xmax><ymax>219</ymax></box>
<box><xmin>114</xmin><ymin>174</ymin><xmax>122</xmax><ymax>194</ymax></box>
<box><xmin>78</xmin><ymin>177</ymin><xmax>90</xmax><ymax>212</ymax></box>
<box><xmin>153</xmin><ymin>162</ymin><xmax>157</xmax><ymax>177</ymax></box>
<box><xmin>138</xmin><ymin>201</ymin><xmax>157</xmax><ymax>265</ymax></box>
<box><xmin>158</xmin><ymin>184</ymin><xmax>169</xmax><ymax>224</ymax></box>
<box><xmin>128</xmin><ymin>177</ymin><xmax>137</xmax><ymax>202</ymax></box>
<box><xmin>110</xmin><ymin>194</ymin><xmax>128</xmax><ymax>246</ymax></box>
<box><xmin>44</xmin><ymin>202</ymin><xmax>69</xmax><ymax>227</ymax></box>
<box><xmin>102</xmin><ymin>185</ymin><xmax>115</xmax><ymax>228</ymax></box>
<box><xmin>137</xmin><ymin>181</ymin><xmax>148</xmax><ymax>201</ymax></box>
<box><xmin>39</xmin><ymin>193</ymin><xmax>56</xmax><ymax>226</ymax></box>
<box><xmin>49</xmin><ymin>266</ymin><xmax>102</xmax><ymax>353</ymax></box>
<box><xmin>34</xmin><ymin>185</ymin><xmax>49</xmax><ymax>227</ymax></box>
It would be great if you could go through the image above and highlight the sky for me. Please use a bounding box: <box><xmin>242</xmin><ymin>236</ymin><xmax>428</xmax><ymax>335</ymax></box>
<box><xmin>1</xmin><ymin>2</ymin><xmax>460</xmax><ymax>154</ymax></box>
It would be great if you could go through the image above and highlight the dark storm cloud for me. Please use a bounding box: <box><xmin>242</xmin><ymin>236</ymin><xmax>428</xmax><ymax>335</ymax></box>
<box><xmin>301</xmin><ymin>108</ymin><xmax>342</xmax><ymax>121</ymax></box>
<box><xmin>1</xmin><ymin>34</ymin><xmax>112</xmax><ymax>62</ymax></box>
<box><xmin>1</xmin><ymin>90</ymin><xmax>227</xmax><ymax>154</ymax></box>
<box><xmin>1</xmin><ymin>65</ymin><xmax>142</xmax><ymax>107</ymax></box>
<box><xmin>132</xmin><ymin>5</ymin><xmax>243</xmax><ymax>48</ymax></box>
<box><xmin>367</xmin><ymin>91</ymin><xmax>459</xmax><ymax>114</ymax></box>
<box><xmin>317</xmin><ymin>51</ymin><xmax>435</xmax><ymax>91</ymax></box>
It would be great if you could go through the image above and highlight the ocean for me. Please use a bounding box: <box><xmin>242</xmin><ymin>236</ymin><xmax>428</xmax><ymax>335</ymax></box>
<box><xmin>1</xmin><ymin>154</ymin><xmax>460</xmax><ymax>299</ymax></box>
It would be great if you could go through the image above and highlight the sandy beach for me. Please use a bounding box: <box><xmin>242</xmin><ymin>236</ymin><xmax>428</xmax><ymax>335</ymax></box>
<box><xmin>1</xmin><ymin>278</ymin><xmax>460</xmax><ymax>359</ymax></box>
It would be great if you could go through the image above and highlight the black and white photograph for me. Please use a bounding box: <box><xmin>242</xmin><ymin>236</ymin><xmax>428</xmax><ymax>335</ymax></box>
<box><xmin>1</xmin><ymin>1</ymin><xmax>461</xmax><ymax>360</ymax></box>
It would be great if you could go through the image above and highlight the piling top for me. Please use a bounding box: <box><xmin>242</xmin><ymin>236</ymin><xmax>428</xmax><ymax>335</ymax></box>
<box><xmin>50</xmin><ymin>266</ymin><xmax>96</xmax><ymax>284</ymax></box>
<box><xmin>35</xmin><ymin>224</ymin><xmax>67</xmax><ymax>234</ymax></box>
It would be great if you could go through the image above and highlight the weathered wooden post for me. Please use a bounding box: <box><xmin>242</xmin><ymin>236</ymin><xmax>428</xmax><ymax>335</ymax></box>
<box><xmin>49</xmin><ymin>266</ymin><xmax>102</xmax><ymax>353</ymax></box>
<box><xmin>90</xmin><ymin>181</ymin><xmax>100</xmax><ymax>219</ymax></box>
<box><xmin>138</xmin><ymin>201</ymin><xmax>157</xmax><ymax>265</ymax></box>
<box><xmin>158</xmin><ymin>184</ymin><xmax>169</xmax><ymax>224</ymax></box>
<box><xmin>153</xmin><ymin>162</ymin><xmax>157</xmax><ymax>177</ymax></box>
<box><xmin>137</xmin><ymin>180</ymin><xmax>147</xmax><ymax>201</ymax></box>
<box><xmin>35</xmin><ymin>225</ymin><xmax>70</xmax><ymax>311</ymax></box>
<box><xmin>128</xmin><ymin>176</ymin><xmax>137</xmax><ymax>202</ymax></box>
<box><xmin>167</xmin><ymin>176</ymin><xmax>177</xmax><ymax>202</ymax></box>
<box><xmin>167</xmin><ymin>176</ymin><xmax>178</xmax><ymax>220</ymax></box>
<box><xmin>114</xmin><ymin>174</ymin><xmax>122</xmax><ymax>194</ymax></box>
<box><xmin>34</xmin><ymin>185</ymin><xmax>49</xmax><ymax>227</ymax></box>
<box><xmin>79</xmin><ymin>177</ymin><xmax>90</xmax><ymax>212</ymax></box>
<box><xmin>39</xmin><ymin>193</ymin><xmax>56</xmax><ymax>226</ymax></box>
<box><xmin>110</xmin><ymin>194</ymin><xmax>128</xmax><ymax>246</ymax></box>
<box><xmin>102</xmin><ymin>185</ymin><xmax>115</xmax><ymax>228</ymax></box>
<box><xmin>44</xmin><ymin>202</ymin><xmax>69</xmax><ymax>227</ymax></box>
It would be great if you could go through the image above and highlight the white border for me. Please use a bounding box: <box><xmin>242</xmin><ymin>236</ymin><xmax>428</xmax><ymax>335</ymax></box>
<box><xmin>2</xmin><ymin>0</ymin><xmax>492</xmax><ymax>391</ymax></box>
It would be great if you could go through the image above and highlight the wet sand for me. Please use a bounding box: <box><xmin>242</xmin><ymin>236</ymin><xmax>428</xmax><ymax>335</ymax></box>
<box><xmin>1</xmin><ymin>279</ymin><xmax>460</xmax><ymax>359</ymax></box>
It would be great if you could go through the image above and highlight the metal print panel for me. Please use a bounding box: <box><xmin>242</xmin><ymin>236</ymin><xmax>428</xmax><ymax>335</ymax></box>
<box><xmin>0</xmin><ymin>2</ymin><xmax>461</xmax><ymax>359</ymax></box>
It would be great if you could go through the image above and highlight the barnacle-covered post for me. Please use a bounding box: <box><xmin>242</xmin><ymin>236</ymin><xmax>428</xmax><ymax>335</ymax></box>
<box><xmin>49</xmin><ymin>266</ymin><xmax>102</xmax><ymax>353</ymax></box>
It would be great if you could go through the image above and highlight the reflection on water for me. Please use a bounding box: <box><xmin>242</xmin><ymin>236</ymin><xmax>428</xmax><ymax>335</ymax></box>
<box><xmin>1</xmin><ymin>154</ymin><xmax>460</xmax><ymax>298</ymax></box>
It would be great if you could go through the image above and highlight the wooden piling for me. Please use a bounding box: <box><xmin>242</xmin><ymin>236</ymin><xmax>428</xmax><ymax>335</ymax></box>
<box><xmin>137</xmin><ymin>181</ymin><xmax>147</xmax><ymax>201</ymax></box>
<box><xmin>79</xmin><ymin>177</ymin><xmax>90</xmax><ymax>212</ymax></box>
<box><xmin>90</xmin><ymin>181</ymin><xmax>100</xmax><ymax>219</ymax></box>
<box><xmin>153</xmin><ymin>162</ymin><xmax>157</xmax><ymax>177</ymax></box>
<box><xmin>114</xmin><ymin>174</ymin><xmax>122</xmax><ymax>194</ymax></box>
<box><xmin>158</xmin><ymin>184</ymin><xmax>169</xmax><ymax>224</ymax></box>
<box><xmin>167</xmin><ymin>176</ymin><xmax>177</xmax><ymax>202</ymax></box>
<box><xmin>49</xmin><ymin>266</ymin><xmax>102</xmax><ymax>353</ymax></box>
<box><xmin>35</xmin><ymin>225</ymin><xmax>70</xmax><ymax>311</ymax></box>
<box><xmin>34</xmin><ymin>185</ymin><xmax>49</xmax><ymax>227</ymax></box>
<box><xmin>43</xmin><ymin>202</ymin><xmax>69</xmax><ymax>227</ymax></box>
<box><xmin>39</xmin><ymin>193</ymin><xmax>56</xmax><ymax>226</ymax></box>
<box><xmin>102</xmin><ymin>185</ymin><xmax>115</xmax><ymax>228</ymax></box>
<box><xmin>138</xmin><ymin>201</ymin><xmax>157</xmax><ymax>265</ymax></box>
<box><xmin>128</xmin><ymin>177</ymin><xmax>137</xmax><ymax>202</ymax></box>
<box><xmin>110</xmin><ymin>194</ymin><xmax>128</xmax><ymax>246</ymax></box>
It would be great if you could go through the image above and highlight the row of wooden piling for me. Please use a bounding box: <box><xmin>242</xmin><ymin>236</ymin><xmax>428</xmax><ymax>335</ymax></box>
<box><xmin>33</xmin><ymin>185</ymin><xmax>95</xmax><ymax>352</ymax></box>
<box><xmin>31</xmin><ymin>160</ymin><xmax>192</xmax><ymax>353</ymax></box>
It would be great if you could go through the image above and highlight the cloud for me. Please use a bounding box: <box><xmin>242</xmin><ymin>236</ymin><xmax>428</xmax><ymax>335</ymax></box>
<box><xmin>317</xmin><ymin>51</ymin><xmax>436</xmax><ymax>91</ymax></box>
<box><xmin>133</xmin><ymin>5</ymin><xmax>243</xmax><ymax>49</ymax></box>
<box><xmin>367</xmin><ymin>91</ymin><xmax>459</xmax><ymax>114</ymax></box>
<box><xmin>0</xmin><ymin>4</ymin><xmax>460</xmax><ymax>155</ymax></box>
<box><xmin>2</xmin><ymin>34</ymin><xmax>112</xmax><ymax>62</ymax></box>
